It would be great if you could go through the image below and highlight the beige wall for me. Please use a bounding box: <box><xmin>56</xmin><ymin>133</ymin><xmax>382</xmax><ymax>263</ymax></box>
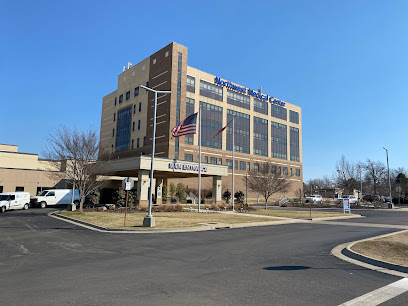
<box><xmin>0</xmin><ymin>145</ymin><xmax>66</xmax><ymax>196</ymax></box>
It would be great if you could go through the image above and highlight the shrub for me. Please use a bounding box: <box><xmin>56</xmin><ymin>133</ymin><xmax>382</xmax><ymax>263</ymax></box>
<box><xmin>234</xmin><ymin>191</ymin><xmax>244</xmax><ymax>205</ymax></box>
<box><xmin>222</xmin><ymin>190</ymin><xmax>231</xmax><ymax>204</ymax></box>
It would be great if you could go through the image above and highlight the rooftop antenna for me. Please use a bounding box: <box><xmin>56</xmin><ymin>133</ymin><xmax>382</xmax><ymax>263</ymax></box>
<box><xmin>258</xmin><ymin>86</ymin><xmax>262</xmax><ymax>93</ymax></box>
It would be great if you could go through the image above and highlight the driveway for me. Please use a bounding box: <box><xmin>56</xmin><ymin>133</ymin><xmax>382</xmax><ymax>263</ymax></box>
<box><xmin>1</xmin><ymin>208</ymin><xmax>407</xmax><ymax>305</ymax></box>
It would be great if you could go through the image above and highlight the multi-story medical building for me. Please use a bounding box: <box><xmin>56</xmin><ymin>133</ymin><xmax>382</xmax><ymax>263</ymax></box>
<box><xmin>99</xmin><ymin>42</ymin><xmax>302</xmax><ymax>203</ymax></box>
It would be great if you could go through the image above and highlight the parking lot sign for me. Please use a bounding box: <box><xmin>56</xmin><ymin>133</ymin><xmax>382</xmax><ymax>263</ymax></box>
<box><xmin>122</xmin><ymin>177</ymin><xmax>134</xmax><ymax>191</ymax></box>
<box><xmin>343</xmin><ymin>198</ymin><xmax>350</xmax><ymax>213</ymax></box>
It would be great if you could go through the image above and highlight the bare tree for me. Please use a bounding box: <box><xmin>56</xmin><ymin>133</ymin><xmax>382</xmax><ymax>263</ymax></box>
<box><xmin>364</xmin><ymin>159</ymin><xmax>386</xmax><ymax>195</ymax></box>
<box><xmin>245</xmin><ymin>164</ymin><xmax>293</xmax><ymax>209</ymax></box>
<box><xmin>334</xmin><ymin>155</ymin><xmax>359</xmax><ymax>194</ymax></box>
<box><xmin>44</xmin><ymin>125</ymin><xmax>111</xmax><ymax>212</ymax></box>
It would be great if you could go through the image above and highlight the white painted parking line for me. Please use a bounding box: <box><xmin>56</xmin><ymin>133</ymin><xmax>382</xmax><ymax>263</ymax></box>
<box><xmin>339</xmin><ymin>278</ymin><xmax>408</xmax><ymax>306</ymax></box>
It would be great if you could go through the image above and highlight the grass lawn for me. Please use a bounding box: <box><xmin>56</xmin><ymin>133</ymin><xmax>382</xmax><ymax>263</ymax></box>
<box><xmin>351</xmin><ymin>231</ymin><xmax>408</xmax><ymax>266</ymax></box>
<box><xmin>248</xmin><ymin>209</ymin><xmax>356</xmax><ymax>219</ymax></box>
<box><xmin>57</xmin><ymin>211</ymin><xmax>279</xmax><ymax>230</ymax></box>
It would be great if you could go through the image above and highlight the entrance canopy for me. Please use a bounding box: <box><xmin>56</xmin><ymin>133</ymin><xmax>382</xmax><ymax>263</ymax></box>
<box><xmin>105</xmin><ymin>156</ymin><xmax>228</xmax><ymax>179</ymax></box>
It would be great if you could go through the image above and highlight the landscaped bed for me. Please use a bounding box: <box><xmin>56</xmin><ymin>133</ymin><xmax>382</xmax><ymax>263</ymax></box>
<box><xmin>248</xmin><ymin>209</ymin><xmax>357</xmax><ymax>219</ymax></box>
<box><xmin>351</xmin><ymin>231</ymin><xmax>408</xmax><ymax>266</ymax></box>
<box><xmin>57</xmin><ymin>211</ymin><xmax>279</xmax><ymax>230</ymax></box>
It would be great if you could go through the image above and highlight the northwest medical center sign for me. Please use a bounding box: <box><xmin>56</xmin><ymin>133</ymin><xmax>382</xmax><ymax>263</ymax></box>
<box><xmin>214</xmin><ymin>77</ymin><xmax>286</xmax><ymax>107</ymax></box>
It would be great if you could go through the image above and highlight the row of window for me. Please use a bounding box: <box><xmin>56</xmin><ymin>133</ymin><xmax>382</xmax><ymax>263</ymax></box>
<box><xmin>184</xmin><ymin>99</ymin><xmax>300</xmax><ymax>161</ymax></box>
<box><xmin>183</xmin><ymin>154</ymin><xmax>301</xmax><ymax>176</ymax></box>
<box><xmin>187</xmin><ymin>76</ymin><xmax>299</xmax><ymax>122</ymax></box>
<box><xmin>114</xmin><ymin>82</ymin><xmax>149</xmax><ymax>106</ymax></box>
<box><xmin>113</xmin><ymin>102</ymin><xmax>142</xmax><ymax>122</ymax></box>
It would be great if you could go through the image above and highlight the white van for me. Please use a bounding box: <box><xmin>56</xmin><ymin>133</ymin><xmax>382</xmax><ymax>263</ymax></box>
<box><xmin>30</xmin><ymin>189</ymin><xmax>80</xmax><ymax>208</ymax></box>
<box><xmin>0</xmin><ymin>192</ymin><xmax>31</xmax><ymax>213</ymax></box>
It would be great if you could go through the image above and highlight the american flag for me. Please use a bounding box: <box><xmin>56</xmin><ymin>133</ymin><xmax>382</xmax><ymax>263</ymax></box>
<box><xmin>171</xmin><ymin>112</ymin><xmax>198</xmax><ymax>138</ymax></box>
<box><xmin>213</xmin><ymin>119</ymin><xmax>233</xmax><ymax>138</ymax></box>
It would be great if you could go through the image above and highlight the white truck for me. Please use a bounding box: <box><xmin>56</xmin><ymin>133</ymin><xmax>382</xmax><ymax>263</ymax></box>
<box><xmin>0</xmin><ymin>192</ymin><xmax>30</xmax><ymax>213</ymax></box>
<box><xmin>30</xmin><ymin>189</ymin><xmax>80</xmax><ymax>208</ymax></box>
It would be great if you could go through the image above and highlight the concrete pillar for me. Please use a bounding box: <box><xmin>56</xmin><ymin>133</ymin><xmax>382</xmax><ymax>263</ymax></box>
<box><xmin>156</xmin><ymin>178</ymin><xmax>163</xmax><ymax>205</ymax></box>
<box><xmin>212</xmin><ymin>176</ymin><xmax>223</xmax><ymax>204</ymax></box>
<box><xmin>137</xmin><ymin>170</ymin><xmax>150</xmax><ymax>209</ymax></box>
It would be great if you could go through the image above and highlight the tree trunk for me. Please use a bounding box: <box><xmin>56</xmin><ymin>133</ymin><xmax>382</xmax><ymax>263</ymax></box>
<box><xmin>265</xmin><ymin>198</ymin><xmax>268</xmax><ymax>209</ymax></box>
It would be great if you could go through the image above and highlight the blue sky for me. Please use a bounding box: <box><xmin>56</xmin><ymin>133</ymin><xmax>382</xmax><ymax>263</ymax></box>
<box><xmin>1</xmin><ymin>0</ymin><xmax>407</xmax><ymax>181</ymax></box>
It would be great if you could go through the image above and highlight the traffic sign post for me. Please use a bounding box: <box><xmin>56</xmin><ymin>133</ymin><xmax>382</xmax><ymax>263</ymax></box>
<box><xmin>122</xmin><ymin>177</ymin><xmax>134</xmax><ymax>226</ymax></box>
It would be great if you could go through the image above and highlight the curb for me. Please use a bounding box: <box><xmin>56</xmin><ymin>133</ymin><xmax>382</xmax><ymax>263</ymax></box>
<box><xmin>332</xmin><ymin>230</ymin><xmax>408</xmax><ymax>278</ymax></box>
<box><xmin>49</xmin><ymin>210</ymin><xmax>364</xmax><ymax>234</ymax></box>
<box><xmin>49</xmin><ymin>211</ymin><xmax>313</xmax><ymax>233</ymax></box>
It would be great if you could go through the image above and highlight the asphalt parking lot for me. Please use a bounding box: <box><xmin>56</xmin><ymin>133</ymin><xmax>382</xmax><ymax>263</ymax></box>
<box><xmin>1</xmin><ymin>207</ymin><xmax>408</xmax><ymax>305</ymax></box>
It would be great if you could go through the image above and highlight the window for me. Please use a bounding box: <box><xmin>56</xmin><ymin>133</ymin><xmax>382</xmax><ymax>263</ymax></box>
<box><xmin>219</xmin><ymin>158</ymin><xmax>222</xmax><ymax>165</ymax></box>
<box><xmin>271</xmin><ymin>121</ymin><xmax>287</xmax><ymax>160</ymax></box>
<box><xmin>185</xmin><ymin>154</ymin><xmax>193</xmax><ymax>161</ymax></box>
<box><xmin>138</xmin><ymin>120</ymin><xmax>141</xmax><ymax>130</ymax></box>
<box><xmin>119</xmin><ymin>94</ymin><xmax>123</xmax><ymax>103</ymax></box>
<box><xmin>290</xmin><ymin>126</ymin><xmax>300</xmax><ymax>162</ymax></box>
<box><xmin>153</xmin><ymin>58</ymin><xmax>156</xmax><ymax>64</ymax></box>
<box><xmin>254</xmin><ymin>98</ymin><xmax>268</xmax><ymax>115</ymax></box>
<box><xmin>226</xmin><ymin>159</ymin><xmax>233</xmax><ymax>169</ymax></box>
<box><xmin>283</xmin><ymin>167</ymin><xmax>288</xmax><ymax>175</ymax></box>
<box><xmin>115</xmin><ymin>107</ymin><xmax>132</xmax><ymax>152</ymax></box>
<box><xmin>253</xmin><ymin>117</ymin><xmax>268</xmax><ymax>157</ymax></box>
<box><xmin>137</xmin><ymin>138</ymin><xmax>140</xmax><ymax>148</ymax></box>
<box><xmin>235</xmin><ymin>160</ymin><xmax>238</xmax><ymax>170</ymax></box>
<box><xmin>112</xmin><ymin>129</ymin><xmax>115</xmax><ymax>137</ymax></box>
<box><xmin>187</xmin><ymin>75</ymin><xmax>195</xmax><ymax>93</ymax></box>
<box><xmin>263</xmin><ymin>164</ymin><xmax>268</xmax><ymax>173</ymax></box>
<box><xmin>126</xmin><ymin>91</ymin><xmax>130</xmax><ymax>100</ymax></box>
<box><xmin>115</xmin><ymin>97</ymin><xmax>117</xmax><ymax>105</ymax></box>
<box><xmin>210</xmin><ymin>157</ymin><xmax>217</xmax><ymax>164</ymax></box>
<box><xmin>132</xmin><ymin>122</ymin><xmax>135</xmax><ymax>132</ymax></box>
<box><xmin>290</xmin><ymin>168</ymin><xmax>293</xmax><ymax>176</ymax></box>
<box><xmin>139</xmin><ymin>102</ymin><xmax>142</xmax><ymax>112</ymax></box>
<box><xmin>0</xmin><ymin>186</ymin><xmax>3</xmax><ymax>193</ymax></box>
<box><xmin>227</xmin><ymin>90</ymin><xmax>250</xmax><ymax>109</ymax></box>
<box><xmin>240</xmin><ymin>161</ymin><xmax>246</xmax><ymax>170</ymax></box>
<box><xmin>134</xmin><ymin>87</ymin><xmax>139</xmax><ymax>96</ymax></box>
<box><xmin>227</xmin><ymin>109</ymin><xmax>250</xmax><ymax>154</ymax></box>
<box><xmin>111</xmin><ymin>144</ymin><xmax>114</xmax><ymax>152</ymax></box>
<box><xmin>114</xmin><ymin>113</ymin><xmax>116</xmax><ymax>121</ymax></box>
<box><xmin>48</xmin><ymin>191</ymin><xmax>55</xmax><ymax>196</ymax></box>
<box><xmin>253</xmin><ymin>163</ymin><xmax>259</xmax><ymax>172</ymax></box>
<box><xmin>290</xmin><ymin>110</ymin><xmax>299</xmax><ymax>124</ymax></box>
<box><xmin>185</xmin><ymin>97</ymin><xmax>195</xmax><ymax>145</ymax></box>
<box><xmin>200</xmin><ymin>101</ymin><xmax>223</xmax><ymax>149</ymax></box>
<box><xmin>133</xmin><ymin>105</ymin><xmax>136</xmax><ymax>114</ymax></box>
<box><xmin>247</xmin><ymin>162</ymin><xmax>250</xmax><ymax>171</ymax></box>
<box><xmin>165</xmin><ymin>51</ymin><xmax>169</xmax><ymax>57</ymax></box>
<box><xmin>131</xmin><ymin>139</ymin><xmax>134</xmax><ymax>149</ymax></box>
<box><xmin>204</xmin><ymin>156</ymin><xmax>208</xmax><ymax>163</ymax></box>
<box><xmin>200</xmin><ymin>80</ymin><xmax>223</xmax><ymax>101</ymax></box>
<box><xmin>143</xmin><ymin>137</ymin><xmax>146</xmax><ymax>146</ymax></box>
<box><xmin>15</xmin><ymin>186</ymin><xmax>24</xmax><ymax>192</ymax></box>
<box><xmin>271</xmin><ymin>104</ymin><xmax>286</xmax><ymax>120</ymax></box>
<box><xmin>146</xmin><ymin>81</ymin><xmax>149</xmax><ymax>87</ymax></box>
<box><xmin>272</xmin><ymin>165</ymin><xmax>276</xmax><ymax>173</ymax></box>
<box><xmin>296</xmin><ymin>169</ymin><xmax>301</xmax><ymax>177</ymax></box>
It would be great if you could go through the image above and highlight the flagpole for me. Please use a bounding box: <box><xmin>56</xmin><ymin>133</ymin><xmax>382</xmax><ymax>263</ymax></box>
<box><xmin>232</xmin><ymin>117</ymin><xmax>235</xmax><ymax>212</ymax></box>
<box><xmin>198</xmin><ymin>110</ymin><xmax>202</xmax><ymax>213</ymax></box>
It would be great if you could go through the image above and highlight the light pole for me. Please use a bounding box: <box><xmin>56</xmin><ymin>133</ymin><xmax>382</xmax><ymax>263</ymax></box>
<box><xmin>140</xmin><ymin>85</ymin><xmax>171</xmax><ymax>227</ymax></box>
<box><xmin>358</xmin><ymin>163</ymin><xmax>363</xmax><ymax>204</ymax></box>
<box><xmin>383</xmin><ymin>147</ymin><xmax>393</xmax><ymax>209</ymax></box>
<box><xmin>245</xmin><ymin>172</ymin><xmax>248</xmax><ymax>206</ymax></box>
<box><xmin>71</xmin><ymin>159</ymin><xmax>77</xmax><ymax>205</ymax></box>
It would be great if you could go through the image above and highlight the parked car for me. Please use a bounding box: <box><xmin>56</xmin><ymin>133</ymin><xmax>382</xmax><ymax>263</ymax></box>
<box><xmin>362</xmin><ymin>194</ymin><xmax>381</xmax><ymax>202</ymax></box>
<box><xmin>0</xmin><ymin>192</ymin><xmax>30</xmax><ymax>213</ymax></box>
<box><xmin>382</xmin><ymin>197</ymin><xmax>392</xmax><ymax>203</ymax></box>
<box><xmin>305</xmin><ymin>194</ymin><xmax>323</xmax><ymax>203</ymax></box>
<box><xmin>338</xmin><ymin>195</ymin><xmax>358</xmax><ymax>204</ymax></box>
<box><xmin>30</xmin><ymin>189</ymin><xmax>80</xmax><ymax>208</ymax></box>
